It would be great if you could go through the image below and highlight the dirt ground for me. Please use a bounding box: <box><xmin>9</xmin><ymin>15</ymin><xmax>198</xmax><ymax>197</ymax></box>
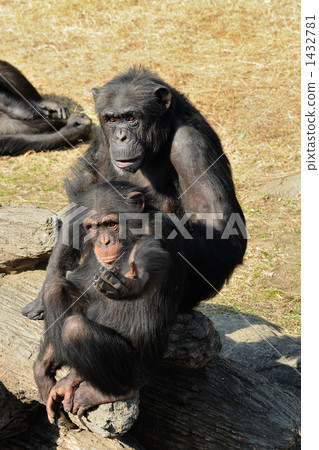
<box><xmin>0</xmin><ymin>0</ymin><xmax>300</xmax><ymax>334</ymax></box>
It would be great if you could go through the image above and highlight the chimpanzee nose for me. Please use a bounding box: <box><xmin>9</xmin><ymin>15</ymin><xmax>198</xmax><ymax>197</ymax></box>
<box><xmin>100</xmin><ymin>235</ymin><xmax>110</xmax><ymax>245</ymax></box>
<box><xmin>115</xmin><ymin>129</ymin><xmax>129</xmax><ymax>142</ymax></box>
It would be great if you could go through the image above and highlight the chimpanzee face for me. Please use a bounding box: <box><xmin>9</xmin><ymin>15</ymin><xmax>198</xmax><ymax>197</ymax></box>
<box><xmin>82</xmin><ymin>187</ymin><xmax>146</xmax><ymax>266</ymax></box>
<box><xmin>101</xmin><ymin>108</ymin><xmax>146</xmax><ymax>173</ymax></box>
<box><xmin>84</xmin><ymin>214</ymin><xmax>122</xmax><ymax>265</ymax></box>
<box><xmin>92</xmin><ymin>71</ymin><xmax>172</xmax><ymax>174</ymax></box>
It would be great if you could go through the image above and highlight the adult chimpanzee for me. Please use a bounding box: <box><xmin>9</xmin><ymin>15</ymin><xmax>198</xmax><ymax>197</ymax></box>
<box><xmin>23</xmin><ymin>67</ymin><xmax>246</xmax><ymax>320</ymax></box>
<box><xmin>0</xmin><ymin>60</ymin><xmax>92</xmax><ymax>156</ymax></box>
<box><xmin>33</xmin><ymin>181</ymin><xmax>187</xmax><ymax>425</ymax></box>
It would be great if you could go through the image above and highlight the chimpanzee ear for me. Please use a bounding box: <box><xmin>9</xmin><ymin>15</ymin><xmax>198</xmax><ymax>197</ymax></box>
<box><xmin>91</xmin><ymin>87</ymin><xmax>100</xmax><ymax>103</ymax></box>
<box><xmin>126</xmin><ymin>191</ymin><xmax>145</xmax><ymax>212</ymax></box>
<box><xmin>154</xmin><ymin>86</ymin><xmax>171</xmax><ymax>114</ymax></box>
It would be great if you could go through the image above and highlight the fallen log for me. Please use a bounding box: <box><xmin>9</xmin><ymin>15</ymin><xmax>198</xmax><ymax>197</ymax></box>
<box><xmin>205</xmin><ymin>309</ymin><xmax>301</xmax><ymax>397</ymax></box>
<box><xmin>0</xmin><ymin>205</ymin><xmax>59</xmax><ymax>273</ymax></box>
<box><xmin>0</xmin><ymin>270</ymin><xmax>300</xmax><ymax>449</ymax></box>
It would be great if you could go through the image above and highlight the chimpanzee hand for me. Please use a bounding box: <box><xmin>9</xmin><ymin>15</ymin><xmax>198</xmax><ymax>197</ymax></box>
<box><xmin>37</xmin><ymin>99</ymin><xmax>69</xmax><ymax>119</ymax></box>
<box><xmin>66</xmin><ymin>112</ymin><xmax>92</xmax><ymax>128</ymax></box>
<box><xmin>93</xmin><ymin>262</ymin><xmax>148</xmax><ymax>300</ymax></box>
<box><xmin>63</xmin><ymin>113</ymin><xmax>92</xmax><ymax>141</ymax></box>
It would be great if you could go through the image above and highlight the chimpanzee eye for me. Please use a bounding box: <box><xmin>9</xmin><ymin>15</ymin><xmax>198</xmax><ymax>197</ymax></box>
<box><xmin>105</xmin><ymin>221</ymin><xmax>118</xmax><ymax>228</ymax></box>
<box><xmin>86</xmin><ymin>223</ymin><xmax>98</xmax><ymax>231</ymax></box>
<box><xmin>106</xmin><ymin>117</ymin><xmax>116</xmax><ymax>123</ymax></box>
<box><xmin>126</xmin><ymin>115</ymin><xmax>135</xmax><ymax>122</ymax></box>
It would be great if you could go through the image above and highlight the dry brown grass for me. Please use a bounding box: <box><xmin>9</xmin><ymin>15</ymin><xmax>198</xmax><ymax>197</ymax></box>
<box><xmin>0</xmin><ymin>0</ymin><xmax>300</xmax><ymax>334</ymax></box>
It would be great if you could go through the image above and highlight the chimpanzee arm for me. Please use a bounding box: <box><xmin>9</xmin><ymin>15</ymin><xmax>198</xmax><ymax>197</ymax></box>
<box><xmin>22</xmin><ymin>213</ymin><xmax>83</xmax><ymax>319</ymax></box>
<box><xmin>94</xmin><ymin>237</ymin><xmax>171</xmax><ymax>299</ymax></box>
<box><xmin>0</xmin><ymin>91</ymin><xmax>41</xmax><ymax>120</ymax></box>
<box><xmin>0</xmin><ymin>60</ymin><xmax>42</xmax><ymax>102</ymax></box>
<box><xmin>170</xmin><ymin>125</ymin><xmax>247</xmax><ymax>300</ymax></box>
<box><xmin>0</xmin><ymin>61</ymin><xmax>69</xmax><ymax>120</ymax></box>
<box><xmin>0</xmin><ymin>113</ymin><xmax>91</xmax><ymax>156</ymax></box>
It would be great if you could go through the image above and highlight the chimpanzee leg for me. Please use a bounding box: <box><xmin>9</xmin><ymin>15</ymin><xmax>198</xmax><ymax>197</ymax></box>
<box><xmin>33</xmin><ymin>340</ymin><xmax>59</xmax><ymax>403</ymax></box>
<box><xmin>0</xmin><ymin>113</ymin><xmax>92</xmax><ymax>157</ymax></box>
<box><xmin>42</xmin><ymin>276</ymin><xmax>147</xmax><ymax>396</ymax></box>
<box><xmin>0</xmin><ymin>61</ymin><xmax>69</xmax><ymax>118</ymax></box>
<box><xmin>42</xmin><ymin>276</ymin><xmax>89</xmax><ymax>342</ymax></box>
<box><xmin>35</xmin><ymin>276</ymin><xmax>88</xmax><ymax>402</ymax></box>
<box><xmin>35</xmin><ymin>275</ymin><xmax>79</xmax><ymax>399</ymax></box>
<box><xmin>35</xmin><ymin>277</ymin><xmax>90</xmax><ymax>425</ymax></box>
<box><xmin>33</xmin><ymin>339</ymin><xmax>77</xmax><ymax>428</ymax></box>
<box><xmin>0</xmin><ymin>60</ymin><xmax>42</xmax><ymax>103</ymax></box>
<box><xmin>60</xmin><ymin>314</ymin><xmax>147</xmax><ymax>396</ymax></box>
<box><xmin>42</xmin><ymin>277</ymin><xmax>145</xmax><ymax>420</ymax></box>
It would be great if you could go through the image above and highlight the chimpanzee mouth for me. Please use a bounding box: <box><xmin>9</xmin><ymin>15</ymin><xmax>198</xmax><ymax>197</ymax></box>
<box><xmin>114</xmin><ymin>157</ymin><xmax>142</xmax><ymax>170</ymax></box>
<box><xmin>100</xmin><ymin>256</ymin><xmax>117</xmax><ymax>264</ymax></box>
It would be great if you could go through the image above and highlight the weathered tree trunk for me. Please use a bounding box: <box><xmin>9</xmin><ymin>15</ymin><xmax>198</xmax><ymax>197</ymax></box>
<box><xmin>0</xmin><ymin>270</ymin><xmax>300</xmax><ymax>449</ymax></box>
<box><xmin>132</xmin><ymin>356</ymin><xmax>300</xmax><ymax>449</ymax></box>
<box><xmin>0</xmin><ymin>205</ymin><xmax>59</xmax><ymax>273</ymax></box>
<box><xmin>205</xmin><ymin>309</ymin><xmax>301</xmax><ymax>397</ymax></box>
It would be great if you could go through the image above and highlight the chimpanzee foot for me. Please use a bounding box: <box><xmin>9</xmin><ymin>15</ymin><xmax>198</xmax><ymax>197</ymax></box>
<box><xmin>71</xmin><ymin>381</ymin><xmax>135</xmax><ymax>417</ymax></box>
<box><xmin>22</xmin><ymin>296</ymin><xmax>44</xmax><ymax>320</ymax></box>
<box><xmin>46</xmin><ymin>369</ymin><xmax>82</xmax><ymax>427</ymax></box>
<box><xmin>56</xmin><ymin>409</ymin><xmax>78</xmax><ymax>429</ymax></box>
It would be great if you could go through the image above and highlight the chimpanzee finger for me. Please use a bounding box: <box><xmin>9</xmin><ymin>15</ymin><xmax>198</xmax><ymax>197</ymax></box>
<box><xmin>71</xmin><ymin>398</ymin><xmax>86</xmax><ymax>417</ymax></box>
<box><xmin>59</xmin><ymin>106</ymin><xmax>69</xmax><ymax>120</ymax></box>
<box><xmin>63</xmin><ymin>386</ymin><xmax>75</xmax><ymax>413</ymax></box>
<box><xmin>99</xmin><ymin>265</ymin><xmax>123</xmax><ymax>278</ymax></box>
<box><xmin>93</xmin><ymin>276</ymin><xmax>118</xmax><ymax>295</ymax></box>
<box><xmin>46</xmin><ymin>390</ymin><xmax>62</xmax><ymax>424</ymax></box>
<box><xmin>57</xmin><ymin>410</ymin><xmax>77</xmax><ymax>429</ymax></box>
<box><xmin>41</xmin><ymin>107</ymin><xmax>50</xmax><ymax>117</ymax></box>
<box><xmin>107</xmin><ymin>267</ymin><xmax>127</xmax><ymax>288</ymax></box>
<box><xmin>99</xmin><ymin>266</ymin><xmax>126</xmax><ymax>289</ymax></box>
<box><xmin>76</xmin><ymin>405</ymin><xmax>86</xmax><ymax>418</ymax></box>
<box><xmin>129</xmin><ymin>261</ymin><xmax>139</xmax><ymax>278</ymax></box>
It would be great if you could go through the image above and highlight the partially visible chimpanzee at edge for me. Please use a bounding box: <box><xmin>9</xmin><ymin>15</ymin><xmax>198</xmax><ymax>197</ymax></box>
<box><xmin>23</xmin><ymin>67</ymin><xmax>246</xmax><ymax>320</ymax></box>
<box><xmin>34</xmin><ymin>181</ymin><xmax>188</xmax><ymax>425</ymax></box>
<box><xmin>0</xmin><ymin>60</ymin><xmax>92</xmax><ymax>156</ymax></box>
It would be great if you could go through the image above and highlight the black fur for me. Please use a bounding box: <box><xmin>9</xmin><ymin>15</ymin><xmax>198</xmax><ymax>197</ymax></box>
<box><xmin>34</xmin><ymin>182</ymin><xmax>187</xmax><ymax>410</ymax></box>
<box><xmin>23</xmin><ymin>67</ymin><xmax>246</xmax><ymax>319</ymax></box>
<box><xmin>0</xmin><ymin>60</ymin><xmax>92</xmax><ymax>156</ymax></box>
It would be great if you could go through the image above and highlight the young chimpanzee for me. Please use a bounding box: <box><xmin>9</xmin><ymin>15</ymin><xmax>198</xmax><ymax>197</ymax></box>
<box><xmin>0</xmin><ymin>60</ymin><xmax>92</xmax><ymax>155</ymax></box>
<box><xmin>33</xmin><ymin>181</ymin><xmax>188</xmax><ymax>426</ymax></box>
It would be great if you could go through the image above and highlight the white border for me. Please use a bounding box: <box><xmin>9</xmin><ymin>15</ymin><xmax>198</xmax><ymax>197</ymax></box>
<box><xmin>301</xmin><ymin>0</ymin><xmax>319</xmax><ymax>447</ymax></box>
